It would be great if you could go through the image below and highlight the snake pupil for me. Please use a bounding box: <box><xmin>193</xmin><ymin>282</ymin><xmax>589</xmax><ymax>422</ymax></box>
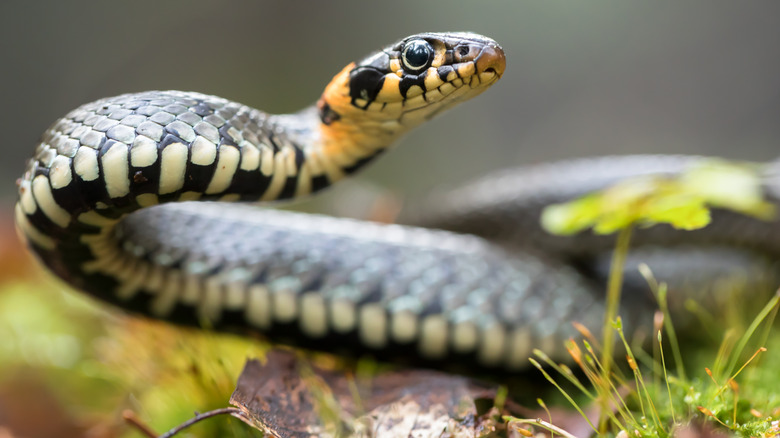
<box><xmin>402</xmin><ymin>39</ymin><xmax>433</xmax><ymax>72</ymax></box>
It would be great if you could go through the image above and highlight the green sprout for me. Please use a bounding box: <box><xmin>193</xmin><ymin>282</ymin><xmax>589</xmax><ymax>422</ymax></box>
<box><xmin>530</xmin><ymin>159</ymin><xmax>780</xmax><ymax>436</ymax></box>
<box><xmin>541</xmin><ymin>159</ymin><xmax>775</xmax><ymax>236</ymax></box>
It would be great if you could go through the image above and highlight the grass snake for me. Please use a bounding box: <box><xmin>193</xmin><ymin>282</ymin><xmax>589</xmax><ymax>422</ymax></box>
<box><xmin>14</xmin><ymin>32</ymin><xmax>780</xmax><ymax>372</ymax></box>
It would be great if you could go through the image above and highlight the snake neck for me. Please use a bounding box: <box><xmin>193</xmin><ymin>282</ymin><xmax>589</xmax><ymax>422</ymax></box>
<box><xmin>273</xmin><ymin>64</ymin><xmax>411</xmax><ymax>186</ymax></box>
<box><xmin>269</xmin><ymin>101</ymin><xmax>401</xmax><ymax>190</ymax></box>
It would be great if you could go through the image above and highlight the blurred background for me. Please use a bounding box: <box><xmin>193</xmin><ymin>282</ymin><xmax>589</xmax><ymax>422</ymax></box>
<box><xmin>1</xmin><ymin>1</ymin><xmax>779</xmax><ymax>436</ymax></box>
<box><xmin>3</xmin><ymin>1</ymin><xmax>780</xmax><ymax>206</ymax></box>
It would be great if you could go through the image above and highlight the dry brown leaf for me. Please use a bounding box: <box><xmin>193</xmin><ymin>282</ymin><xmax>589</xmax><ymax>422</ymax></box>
<box><xmin>230</xmin><ymin>350</ymin><xmax>507</xmax><ymax>438</ymax></box>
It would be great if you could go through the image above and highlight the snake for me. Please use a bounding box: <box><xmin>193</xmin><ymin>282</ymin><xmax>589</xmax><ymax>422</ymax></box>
<box><xmin>14</xmin><ymin>32</ymin><xmax>780</xmax><ymax>373</ymax></box>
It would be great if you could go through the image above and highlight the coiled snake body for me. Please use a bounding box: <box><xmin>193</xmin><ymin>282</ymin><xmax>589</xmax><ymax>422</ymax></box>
<box><xmin>15</xmin><ymin>32</ymin><xmax>780</xmax><ymax>372</ymax></box>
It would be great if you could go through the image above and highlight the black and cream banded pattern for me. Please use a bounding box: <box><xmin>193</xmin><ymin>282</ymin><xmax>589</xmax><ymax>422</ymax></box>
<box><xmin>16</xmin><ymin>33</ymin><xmax>609</xmax><ymax>372</ymax></box>
<box><xmin>16</xmin><ymin>87</ymin><xmax>607</xmax><ymax>371</ymax></box>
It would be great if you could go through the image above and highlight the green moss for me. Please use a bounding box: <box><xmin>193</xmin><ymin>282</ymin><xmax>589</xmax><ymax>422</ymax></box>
<box><xmin>0</xmin><ymin>277</ymin><xmax>264</xmax><ymax>437</ymax></box>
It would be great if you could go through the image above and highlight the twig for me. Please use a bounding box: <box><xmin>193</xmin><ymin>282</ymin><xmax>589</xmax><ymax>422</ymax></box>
<box><xmin>124</xmin><ymin>407</ymin><xmax>252</xmax><ymax>438</ymax></box>
<box><xmin>122</xmin><ymin>410</ymin><xmax>158</xmax><ymax>438</ymax></box>
<box><xmin>158</xmin><ymin>407</ymin><xmax>251</xmax><ymax>438</ymax></box>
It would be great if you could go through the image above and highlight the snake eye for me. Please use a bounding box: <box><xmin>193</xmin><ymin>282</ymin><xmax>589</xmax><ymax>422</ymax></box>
<box><xmin>401</xmin><ymin>39</ymin><xmax>433</xmax><ymax>72</ymax></box>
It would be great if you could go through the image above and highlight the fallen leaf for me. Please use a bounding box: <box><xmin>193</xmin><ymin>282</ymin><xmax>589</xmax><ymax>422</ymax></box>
<box><xmin>229</xmin><ymin>350</ymin><xmax>505</xmax><ymax>438</ymax></box>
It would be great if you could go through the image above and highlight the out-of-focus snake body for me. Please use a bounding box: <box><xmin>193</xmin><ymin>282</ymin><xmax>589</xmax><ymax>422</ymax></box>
<box><xmin>14</xmin><ymin>32</ymin><xmax>780</xmax><ymax>372</ymax></box>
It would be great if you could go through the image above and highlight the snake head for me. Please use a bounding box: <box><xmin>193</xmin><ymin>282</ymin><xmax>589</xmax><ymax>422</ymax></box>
<box><xmin>318</xmin><ymin>32</ymin><xmax>505</xmax><ymax>138</ymax></box>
